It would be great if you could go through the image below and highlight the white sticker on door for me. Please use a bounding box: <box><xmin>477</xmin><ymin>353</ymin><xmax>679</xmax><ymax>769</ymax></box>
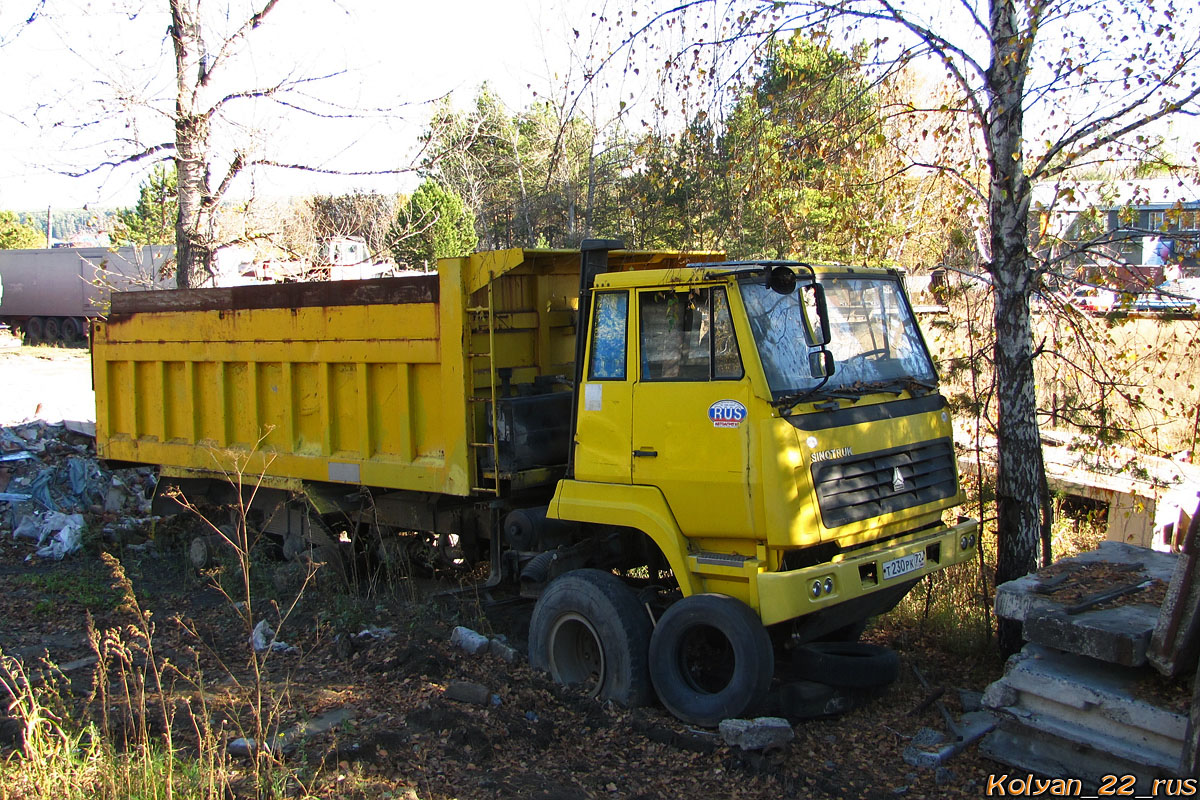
<box><xmin>585</xmin><ymin>383</ymin><xmax>603</xmax><ymax>411</ymax></box>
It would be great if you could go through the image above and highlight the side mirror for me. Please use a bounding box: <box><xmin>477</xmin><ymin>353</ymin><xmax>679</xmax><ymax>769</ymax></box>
<box><xmin>809</xmin><ymin>350</ymin><xmax>834</xmax><ymax>379</ymax></box>
<box><xmin>800</xmin><ymin>283</ymin><xmax>831</xmax><ymax>347</ymax></box>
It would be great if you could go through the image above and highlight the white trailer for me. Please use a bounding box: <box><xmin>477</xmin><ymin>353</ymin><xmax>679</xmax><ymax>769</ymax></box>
<box><xmin>0</xmin><ymin>246</ymin><xmax>173</xmax><ymax>344</ymax></box>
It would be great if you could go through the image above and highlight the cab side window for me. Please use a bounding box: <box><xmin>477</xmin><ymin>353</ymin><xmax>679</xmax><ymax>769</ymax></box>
<box><xmin>639</xmin><ymin>287</ymin><xmax>743</xmax><ymax>381</ymax></box>
<box><xmin>588</xmin><ymin>291</ymin><xmax>629</xmax><ymax>380</ymax></box>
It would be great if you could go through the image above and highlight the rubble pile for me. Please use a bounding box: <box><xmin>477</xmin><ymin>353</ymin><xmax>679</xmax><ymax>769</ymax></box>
<box><xmin>0</xmin><ymin>420</ymin><xmax>157</xmax><ymax>560</ymax></box>
<box><xmin>982</xmin><ymin>541</ymin><xmax>1192</xmax><ymax>791</ymax></box>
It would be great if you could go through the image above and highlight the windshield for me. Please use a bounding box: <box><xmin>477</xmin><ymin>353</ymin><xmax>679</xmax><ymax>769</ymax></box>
<box><xmin>738</xmin><ymin>273</ymin><xmax>937</xmax><ymax>402</ymax></box>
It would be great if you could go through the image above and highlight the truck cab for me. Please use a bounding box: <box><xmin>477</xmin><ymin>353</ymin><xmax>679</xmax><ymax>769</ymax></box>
<box><xmin>531</xmin><ymin>248</ymin><xmax>977</xmax><ymax>724</ymax></box>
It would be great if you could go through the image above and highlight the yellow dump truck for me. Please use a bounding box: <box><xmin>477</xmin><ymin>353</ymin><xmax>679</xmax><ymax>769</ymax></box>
<box><xmin>93</xmin><ymin>241</ymin><xmax>977</xmax><ymax>725</ymax></box>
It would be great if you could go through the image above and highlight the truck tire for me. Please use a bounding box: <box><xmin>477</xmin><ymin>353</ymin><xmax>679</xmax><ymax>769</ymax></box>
<box><xmin>43</xmin><ymin>317</ymin><xmax>61</xmax><ymax>344</ymax></box>
<box><xmin>648</xmin><ymin>593</ymin><xmax>774</xmax><ymax>727</ymax></box>
<box><xmin>528</xmin><ymin>569</ymin><xmax>653</xmax><ymax>708</ymax></box>
<box><xmin>789</xmin><ymin>641</ymin><xmax>899</xmax><ymax>689</ymax></box>
<box><xmin>60</xmin><ymin>317</ymin><xmax>81</xmax><ymax>344</ymax></box>
<box><xmin>23</xmin><ymin>317</ymin><xmax>44</xmax><ymax>345</ymax></box>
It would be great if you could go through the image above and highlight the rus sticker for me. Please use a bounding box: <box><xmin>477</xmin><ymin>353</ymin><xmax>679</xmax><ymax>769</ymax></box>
<box><xmin>708</xmin><ymin>399</ymin><xmax>747</xmax><ymax>428</ymax></box>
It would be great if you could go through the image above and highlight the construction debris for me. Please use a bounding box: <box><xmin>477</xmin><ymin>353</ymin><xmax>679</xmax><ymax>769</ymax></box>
<box><xmin>30</xmin><ymin>511</ymin><xmax>84</xmax><ymax>560</ymax></box>
<box><xmin>249</xmin><ymin>619</ymin><xmax>298</xmax><ymax>655</ymax></box>
<box><xmin>902</xmin><ymin>665</ymin><xmax>997</xmax><ymax>769</ymax></box>
<box><xmin>0</xmin><ymin>420</ymin><xmax>158</xmax><ymax>562</ymax></box>
<box><xmin>982</xmin><ymin>645</ymin><xmax>1185</xmax><ymax>792</ymax></box>
<box><xmin>718</xmin><ymin>717</ymin><xmax>795</xmax><ymax>751</ymax></box>
<box><xmin>1149</xmin><ymin>508</ymin><xmax>1200</xmax><ymax>679</ymax></box>
<box><xmin>902</xmin><ymin>713</ymin><xmax>997</xmax><ymax>769</ymax></box>
<box><xmin>994</xmin><ymin>541</ymin><xmax>1173</xmax><ymax>666</ymax></box>
<box><xmin>960</xmin><ymin>428</ymin><xmax>1200</xmax><ymax>552</ymax></box>
<box><xmin>984</xmin><ymin>535</ymin><xmax>1200</xmax><ymax>792</ymax></box>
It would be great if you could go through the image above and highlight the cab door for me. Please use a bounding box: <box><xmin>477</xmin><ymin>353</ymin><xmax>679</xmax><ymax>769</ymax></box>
<box><xmin>632</xmin><ymin>286</ymin><xmax>754</xmax><ymax>539</ymax></box>
<box><xmin>574</xmin><ymin>290</ymin><xmax>633</xmax><ymax>484</ymax></box>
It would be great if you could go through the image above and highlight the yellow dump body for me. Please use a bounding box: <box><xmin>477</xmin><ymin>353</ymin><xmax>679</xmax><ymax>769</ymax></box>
<box><xmin>93</xmin><ymin>248</ymin><xmax>722</xmax><ymax>496</ymax></box>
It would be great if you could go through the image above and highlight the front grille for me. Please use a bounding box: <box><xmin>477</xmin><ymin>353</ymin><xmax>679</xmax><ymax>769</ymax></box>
<box><xmin>811</xmin><ymin>438</ymin><xmax>957</xmax><ymax>528</ymax></box>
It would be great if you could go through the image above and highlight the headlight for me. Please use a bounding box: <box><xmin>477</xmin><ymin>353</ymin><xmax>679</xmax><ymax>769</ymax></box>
<box><xmin>811</xmin><ymin>580</ymin><xmax>823</xmax><ymax>598</ymax></box>
<box><xmin>823</xmin><ymin>577</ymin><xmax>834</xmax><ymax>594</ymax></box>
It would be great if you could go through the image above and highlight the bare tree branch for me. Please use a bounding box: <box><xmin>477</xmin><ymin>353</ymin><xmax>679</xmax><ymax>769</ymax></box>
<box><xmin>59</xmin><ymin>142</ymin><xmax>175</xmax><ymax>177</ymax></box>
<box><xmin>247</xmin><ymin>159</ymin><xmax>417</xmax><ymax>177</ymax></box>
<box><xmin>199</xmin><ymin>0</ymin><xmax>282</xmax><ymax>89</ymax></box>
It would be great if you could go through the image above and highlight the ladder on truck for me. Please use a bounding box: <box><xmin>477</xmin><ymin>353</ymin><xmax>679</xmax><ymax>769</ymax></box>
<box><xmin>466</xmin><ymin>273</ymin><xmax>502</xmax><ymax>497</ymax></box>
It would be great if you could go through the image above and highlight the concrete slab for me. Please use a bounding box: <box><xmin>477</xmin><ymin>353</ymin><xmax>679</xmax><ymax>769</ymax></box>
<box><xmin>994</xmin><ymin>542</ymin><xmax>1176</xmax><ymax>666</ymax></box>
<box><xmin>980</xmin><ymin>723</ymin><xmax>1170</xmax><ymax>796</ymax></box>
<box><xmin>983</xmin><ymin>645</ymin><xmax>1185</xmax><ymax>772</ymax></box>
<box><xmin>1024</xmin><ymin>604</ymin><xmax>1161</xmax><ymax>666</ymax></box>
<box><xmin>959</xmin><ymin>428</ymin><xmax>1200</xmax><ymax>552</ymax></box>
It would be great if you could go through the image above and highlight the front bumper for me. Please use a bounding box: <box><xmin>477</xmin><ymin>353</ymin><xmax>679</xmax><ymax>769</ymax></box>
<box><xmin>755</xmin><ymin>517</ymin><xmax>978</xmax><ymax>626</ymax></box>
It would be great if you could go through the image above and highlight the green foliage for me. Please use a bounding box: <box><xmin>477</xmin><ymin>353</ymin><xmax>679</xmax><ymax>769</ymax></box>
<box><xmin>17</xmin><ymin>565</ymin><xmax>122</xmax><ymax>614</ymax></box>
<box><xmin>419</xmin><ymin>85</ymin><xmax>641</xmax><ymax>249</ymax></box>
<box><xmin>111</xmin><ymin>165</ymin><xmax>178</xmax><ymax>247</ymax></box>
<box><xmin>411</xmin><ymin>36</ymin><xmax>887</xmax><ymax>260</ymax></box>
<box><xmin>389</xmin><ymin>180</ymin><xmax>478</xmax><ymax>268</ymax></box>
<box><xmin>0</xmin><ymin>209</ymin><xmax>43</xmax><ymax>249</ymax></box>
<box><xmin>698</xmin><ymin>35</ymin><xmax>889</xmax><ymax>260</ymax></box>
<box><xmin>13</xmin><ymin>209</ymin><xmax>118</xmax><ymax>244</ymax></box>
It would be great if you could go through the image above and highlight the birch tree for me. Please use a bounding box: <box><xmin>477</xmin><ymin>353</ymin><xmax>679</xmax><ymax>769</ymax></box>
<box><xmin>622</xmin><ymin>0</ymin><xmax>1200</xmax><ymax>652</ymax></box>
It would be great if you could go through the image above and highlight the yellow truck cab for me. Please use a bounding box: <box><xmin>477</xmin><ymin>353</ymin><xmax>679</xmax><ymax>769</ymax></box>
<box><xmin>532</xmin><ymin>243</ymin><xmax>976</xmax><ymax>724</ymax></box>
<box><xmin>92</xmin><ymin>240</ymin><xmax>976</xmax><ymax>726</ymax></box>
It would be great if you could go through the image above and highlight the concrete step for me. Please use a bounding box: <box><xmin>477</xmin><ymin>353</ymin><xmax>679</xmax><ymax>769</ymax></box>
<box><xmin>994</xmin><ymin>541</ymin><xmax>1176</xmax><ymax>667</ymax></box>
<box><xmin>983</xmin><ymin>644</ymin><xmax>1186</xmax><ymax>780</ymax></box>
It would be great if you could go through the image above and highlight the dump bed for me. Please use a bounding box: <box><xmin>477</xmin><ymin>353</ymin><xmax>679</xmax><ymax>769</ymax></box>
<box><xmin>93</xmin><ymin>248</ymin><xmax>719</xmax><ymax>497</ymax></box>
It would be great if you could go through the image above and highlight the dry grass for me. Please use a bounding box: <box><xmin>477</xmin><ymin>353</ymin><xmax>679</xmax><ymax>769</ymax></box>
<box><xmin>928</xmin><ymin>284</ymin><xmax>1200</xmax><ymax>456</ymax></box>
<box><xmin>881</xmin><ymin>499</ymin><xmax>1106</xmax><ymax>655</ymax></box>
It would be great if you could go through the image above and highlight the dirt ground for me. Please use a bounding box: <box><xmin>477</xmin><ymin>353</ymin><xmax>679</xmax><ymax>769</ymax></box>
<box><xmin>0</xmin><ymin>340</ymin><xmax>1011</xmax><ymax>799</ymax></box>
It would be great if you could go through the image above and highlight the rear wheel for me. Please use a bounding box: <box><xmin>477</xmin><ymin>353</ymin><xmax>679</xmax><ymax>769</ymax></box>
<box><xmin>649</xmin><ymin>593</ymin><xmax>774</xmax><ymax>727</ymax></box>
<box><xmin>528</xmin><ymin>569</ymin><xmax>653</xmax><ymax>708</ymax></box>
<box><xmin>60</xmin><ymin>317</ymin><xmax>81</xmax><ymax>344</ymax></box>
<box><xmin>42</xmin><ymin>317</ymin><xmax>61</xmax><ymax>344</ymax></box>
<box><xmin>23</xmin><ymin>317</ymin><xmax>44</xmax><ymax>345</ymax></box>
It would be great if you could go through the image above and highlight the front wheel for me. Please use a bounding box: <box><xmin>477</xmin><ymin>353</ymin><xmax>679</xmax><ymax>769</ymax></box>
<box><xmin>649</xmin><ymin>593</ymin><xmax>774</xmax><ymax>727</ymax></box>
<box><xmin>528</xmin><ymin>569</ymin><xmax>653</xmax><ymax>708</ymax></box>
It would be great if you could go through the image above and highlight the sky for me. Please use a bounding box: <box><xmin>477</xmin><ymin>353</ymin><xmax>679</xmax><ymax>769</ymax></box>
<box><xmin>2</xmin><ymin>1</ymin><xmax>1195</xmax><ymax>217</ymax></box>
<box><xmin>0</xmin><ymin>0</ymin><xmax>630</xmax><ymax>212</ymax></box>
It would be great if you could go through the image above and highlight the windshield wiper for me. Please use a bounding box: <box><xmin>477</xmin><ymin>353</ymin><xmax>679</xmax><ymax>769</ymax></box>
<box><xmin>771</xmin><ymin>387</ymin><xmax>860</xmax><ymax>411</ymax></box>
<box><xmin>842</xmin><ymin>377</ymin><xmax>938</xmax><ymax>397</ymax></box>
<box><xmin>902</xmin><ymin>377</ymin><xmax>938</xmax><ymax>395</ymax></box>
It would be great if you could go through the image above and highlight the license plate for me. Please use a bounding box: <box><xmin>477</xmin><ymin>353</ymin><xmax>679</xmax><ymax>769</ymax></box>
<box><xmin>882</xmin><ymin>551</ymin><xmax>926</xmax><ymax>580</ymax></box>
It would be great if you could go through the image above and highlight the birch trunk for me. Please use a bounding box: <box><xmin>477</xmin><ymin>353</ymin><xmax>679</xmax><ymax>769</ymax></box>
<box><xmin>170</xmin><ymin>0</ymin><xmax>216</xmax><ymax>288</ymax></box>
<box><xmin>986</xmin><ymin>0</ymin><xmax>1044</xmax><ymax>654</ymax></box>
